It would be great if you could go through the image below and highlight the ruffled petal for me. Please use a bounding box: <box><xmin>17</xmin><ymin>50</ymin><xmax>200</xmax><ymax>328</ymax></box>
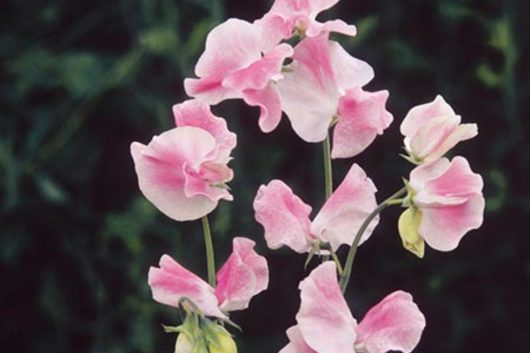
<box><xmin>419</xmin><ymin>194</ymin><xmax>485</xmax><ymax>251</ymax></box>
<box><xmin>297</xmin><ymin>262</ymin><xmax>357</xmax><ymax>353</ymax></box>
<box><xmin>130</xmin><ymin>127</ymin><xmax>223</xmax><ymax>221</ymax></box>
<box><xmin>253</xmin><ymin>180</ymin><xmax>314</xmax><ymax>253</ymax></box>
<box><xmin>328</xmin><ymin>41</ymin><xmax>374</xmax><ymax>92</ymax></box>
<box><xmin>172</xmin><ymin>100</ymin><xmax>236</xmax><ymax>162</ymax></box>
<box><xmin>242</xmin><ymin>83</ymin><xmax>283</xmax><ymax>133</ymax></box>
<box><xmin>400</xmin><ymin>95</ymin><xmax>456</xmax><ymax>138</ymax></box>
<box><xmin>356</xmin><ymin>291</ymin><xmax>426</xmax><ymax>353</ymax></box>
<box><xmin>279</xmin><ymin>326</ymin><xmax>318</xmax><ymax>353</ymax></box>
<box><xmin>215</xmin><ymin>237</ymin><xmax>269</xmax><ymax>312</ymax></box>
<box><xmin>147</xmin><ymin>255</ymin><xmax>226</xmax><ymax>318</ymax></box>
<box><xmin>311</xmin><ymin>164</ymin><xmax>378</xmax><ymax>250</ymax></box>
<box><xmin>278</xmin><ymin>35</ymin><xmax>340</xmax><ymax>142</ymax></box>
<box><xmin>332</xmin><ymin>88</ymin><xmax>393</xmax><ymax>159</ymax></box>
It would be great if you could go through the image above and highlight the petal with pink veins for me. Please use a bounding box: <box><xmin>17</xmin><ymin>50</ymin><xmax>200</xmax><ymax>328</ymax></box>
<box><xmin>297</xmin><ymin>262</ymin><xmax>357</xmax><ymax>353</ymax></box>
<box><xmin>253</xmin><ymin>180</ymin><xmax>314</xmax><ymax>253</ymax></box>
<box><xmin>130</xmin><ymin>127</ymin><xmax>227</xmax><ymax>221</ymax></box>
<box><xmin>215</xmin><ymin>237</ymin><xmax>269</xmax><ymax>312</ymax></box>
<box><xmin>419</xmin><ymin>194</ymin><xmax>485</xmax><ymax>251</ymax></box>
<box><xmin>332</xmin><ymin>88</ymin><xmax>393</xmax><ymax>159</ymax></box>
<box><xmin>356</xmin><ymin>291</ymin><xmax>426</xmax><ymax>353</ymax></box>
<box><xmin>172</xmin><ymin>100</ymin><xmax>236</xmax><ymax>162</ymax></box>
<box><xmin>148</xmin><ymin>255</ymin><xmax>226</xmax><ymax>318</ymax></box>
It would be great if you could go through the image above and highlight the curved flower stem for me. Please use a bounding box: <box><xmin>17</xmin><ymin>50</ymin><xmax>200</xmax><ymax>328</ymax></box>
<box><xmin>323</xmin><ymin>134</ymin><xmax>333</xmax><ymax>199</ymax></box>
<box><xmin>329</xmin><ymin>249</ymin><xmax>344</xmax><ymax>275</ymax></box>
<box><xmin>339</xmin><ymin>187</ymin><xmax>408</xmax><ymax>293</ymax></box>
<box><xmin>201</xmin><ymin>215</ymin><xmax>216</xmax><ymax>287</ymax></box>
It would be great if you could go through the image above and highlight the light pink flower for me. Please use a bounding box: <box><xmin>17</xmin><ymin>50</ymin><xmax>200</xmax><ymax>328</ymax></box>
<box><xmin>215</xmin><ymin>237</ymin><xmax>269</xmax><ymax>311</ymax></box>
<box><xmin>148</xmin><ymin>254</ymin><xmax>226</xmax><ymax>318</ymax></box>
<box><xmin>131</xmin><ymin>102</ymin><xmax>235</xmax><ymax>222</ymax></box>
<box><xmin>184</xmin><ymin>18</ymin><xmax>293</xmax><ymax>133</ymax></box>
<box><xmin>148</xmin><ymin>238</ymin><xmax>268</xmax><ymax>317</ymax></box>
<box><xmin>253</xmin><ymin>164</ymin><xmax>378</xmax><ymax>253</ymax></box>
<box><xmin>278</xmin><ymin>35</ymin><xmax>392</xmax><ymax>157</ymax></box>
<box><xmin>280</xmin><ymin>262</ymin><xmax>425</xmax><ymax>353</ymax></box>
<box><xmin>400</xmin><ymin>95</ymin><xmax>478</xmax><ymax>163</ymax></box>
<box><xmin>256</xmin><ymin>0</ymin><xmax>357</xmax><ymax>50</ymax></box>
<box><xmin>408</xmin><ymin>156</ymin><xmax>485</xmax><ymax>251</ymax></box>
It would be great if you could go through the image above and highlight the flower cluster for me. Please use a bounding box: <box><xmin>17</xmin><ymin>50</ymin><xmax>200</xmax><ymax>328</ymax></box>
<box><xmin>130</xmin><ymin>0</ymin><xmax>485</xmax><ymax>352</ymax></box>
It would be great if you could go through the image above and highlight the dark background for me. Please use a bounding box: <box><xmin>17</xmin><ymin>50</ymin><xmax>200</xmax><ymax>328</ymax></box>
<box><xmin>1</xmin><ymin>0</ymin><xmax>529</xmax><ymax>352</ymax></box>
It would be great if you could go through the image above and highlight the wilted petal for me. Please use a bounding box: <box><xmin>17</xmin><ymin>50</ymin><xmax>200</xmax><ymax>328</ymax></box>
<box><xmin>131</xmin><ymin>127</ymin><xmax>225</xmax><ymax>221</ymax></box>
<box><xmin>148</xmin><ymin>255</ymin><xmax>226</xmax><ymax>318</ymax></box>
<box><xmin>419</xmin><ymin>194</ymin><xmax>485</xmax><ymax>251</ymax></box>
<box><xmin>172</xmin><ymin>100</ymin><xmax>236</xmax><ymax>162</ymax></box>
<box><xmin>311</xmin><ymin>164</ymin><xmax>378</xmax><ymax>250</ymax></box>
<box><xmin>253</xmin><ymin>180</ymin><xmax>314</xmax><ymax>253</ymax></box>
<box><xmin>215</xmin><ymin>237</ymin><xmax>269</xmax><ymax>312</ymax></box>
<box><xmin>332</xmin><ymin>88</ymin><xmax>393</xmax><ymax>159</ymax></box>
<box><xmin>297</xmin><ymin>262</ymin><xmax>357</xmax><ymax>353</ymax></box>
<box><xmin>356</xmin><ymin>291</ymin><xmax>426</xmax><ymax>353</ymax></box>
<box><xmin>279</xmin><ymin>326</ymin><xmax>318</xmax><ymax>353</ymax></box>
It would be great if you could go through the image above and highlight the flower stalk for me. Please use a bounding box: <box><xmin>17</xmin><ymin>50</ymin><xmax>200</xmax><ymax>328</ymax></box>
<box><xmin>339</xmin><ymin>187</ymin><xmax>407</xmax><ymax>292</ymax></box>
<box><xmin>323</xmin><ymin>134</ymin><xmax>333</xmax><ymax>199</ymax></box>
<box><xmin>201</xmin><ymin>215</ymin><xmax>216</xmax><ymax>287</ymax></box>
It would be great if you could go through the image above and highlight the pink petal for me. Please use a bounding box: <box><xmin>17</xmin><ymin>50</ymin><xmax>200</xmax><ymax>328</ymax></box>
<box><xmin>278</xmin><ymin>35</ymin><xmax>341</xmax><ymax>142</ymax></box>
<box><xmin>223</xmin><ymin>43</ymin><xmax>293</xmax><ymax>92</ymax></box>
<box><xmin>414</xmin><ymin>157</ymin><xmax>484</xmax><ymax>206</ymax></box>
<box><xmin>279</xmin><ymin>326</ymin><xmax>318</xmax><ymax>353</ymax></box>
<box><xmin>400</xmin><ymin>95</ymin><xmax>456</xmax><ymax>138</ymax></box>
<box><xmin>419</xmin><ymin>194</ymin><xmax>485</xmax><ymax>251</ymax></box>
<box><xmin>147</xmin><ymin>254</ymin><xmax>226</xmax><ymax>318</ymax></box>
<box><xmin>131</xmin><ymin>127</ymin><xmax>228</xmax><ymax>221</ymax></box>
<box><xmin>172</xmin><ymin>100</ymin><xmax>236</xmax><ymax>162</ymax></box>
<box><xmin>356</xmin><ymin>291</ymin><xmax>426</xmax><ymax>353</ymax></box>
<box><xmin>305</xmin><ymin>19</ymin><xmax>357</xmax><ymax>37</ymax></box>
<box><xmin>253</xmin><ymin>180</ymin><xmax>314</xmax><ymax>253</ymax></box>
<box><xmin>408</xmin><ymin>114</ymin><xmax>460</xmax><ymax>161</ymax></box>
<box><xmin>311</xmin><ymin>164</ymin><xmax>378</xmax><ymax>250</ymax></box>
<box><xmin>425</xmin><ymin>123</ymin><xmax>478</xmax><ymax>163</ymax></box>
<box><xmin>297</xmin><ymin>262</ymin><xmax>357</xmax><ymax>353</ymax></box>
<box><xmin>254</xmin><ymin>13</ymin><xmax>294</xmax><ymax>52</ymax></box>
<box><xmin>409</xmin><ymin>158</ymin><xmax>451</xmax><ymax>192</ymax></box>
<box><xmin>328</xmin><ymin>41</ymin><xmax>374</xmax><ymax>92</ymax></box>
<box><xmin>242</xmin><ymin>83</ymin><xmax>283</xmax><ymax>133</ymax></box>
<box><xmin>215</xmin><ymin>237</ymin><xmax>269</xmax><ymax>312</ymax></box>
<box><xmin>332</xmin><ymin>88</ymin><xmax>393</xmax><ymax>159</ymax></box>
<box><xmin>184</xmin><ymin>19</ymin><xmax>262</xmax><ymax>104</ymax></box>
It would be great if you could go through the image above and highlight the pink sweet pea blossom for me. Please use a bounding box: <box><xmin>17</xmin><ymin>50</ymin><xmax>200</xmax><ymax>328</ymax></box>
<box><xmin>215</xmin><ymin>237</ymin><xmax>269</xmax><ymax>311</ymax></box>
<box><xmin>404</xmin><ymin>156</ymin><xmax>485</xmax><ymax>252</ymax></box>
<box><xmin>256</xmin><ymin>0</ymin><xmax>357</xmax><ymax>50</ymax></box>
<box><xmin>278</xmin><ymin>35</ymin><xmax>392</xmax><ymax>158</ymax></box>
<box><xmin>131</xmin><ymin>101</ymin><xmax>235</xmax><ymax>221</ymax></box>
<box><xmin>253</xmin><ymin>164</ymin><xmax>378</xmax><ymax>253</ymax></box>
<box><xmin>184</xmin><ymin>18</ymin><xmax>293</xmax><ymax>133</ymax></box>
<box><xmin>400</xmin><ymin>95</ymin><xmax>478</xmax><ymax>164</ymax></box>
<box><xmin>148</xmin><ymin>237</ymin><xmax>268</xmax><ymax>317</ymax></box>
<box><xmin>280</xmin><ymin>262</ymin><xmax>425</xmax><ymax>353</ymax></box>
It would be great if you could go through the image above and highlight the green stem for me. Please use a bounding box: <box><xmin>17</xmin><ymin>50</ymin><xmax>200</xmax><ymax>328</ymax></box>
<box><xmin>323</xmin><ymin>134</ymin><xmax>333</xmax><ymax>199</ymax></box>
<box><xmin>201</xmin><ymin>216</ymin><xmax>216</xmax><ymax>287</ymax></box>
<box><xmin>329</xmin><ymin>249</ymin><xmax>344</xmax><ymax>275</ymax></box>
<box><xmin>339</xmin><ymin>187</ymin><xmax>407</xmax><ymax>293</ymax></box>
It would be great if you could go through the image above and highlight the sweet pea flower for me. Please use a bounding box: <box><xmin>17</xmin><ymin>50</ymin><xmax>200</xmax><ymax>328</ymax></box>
<box><xmin>280</xmin><ymin>262</ymin><xmax>426</xmax><ymax>353</ymax></box>
<box><xmin>255</xmin><ymin>0</ymin><xmax>357</xmax><ymax>50</ymax></box>
<box><xmin>148</xmin><ymin>237</ymin><xmax>269</xmax><ymax>318</ymax></box>
<box><xmin>131</xmin><ymin>101</ymin><xmax>236</xmax><ymax>221</ymax></box>
<box><xmin>398</xmin><ymin>156</ymin><xmax>485</xmax><ymax>257</ymax></box>
<box><xmin>278</xmin><ymin>35</ymin><xmax>393</xmax><ymax>158</ymax></box>
<box><xmin>253</xmin><ymin>164</ymin><xmax>378</xmax><ymax>252</ymax></box>
<box><xmin>184</xmin><ymin>18</ymin><xmax>293</xmax><ymax>133</ymax></box>
<box><xmin>400</xmin><ymin>95</ymin><xmax>478</xmax><ymax>164</ymax></box>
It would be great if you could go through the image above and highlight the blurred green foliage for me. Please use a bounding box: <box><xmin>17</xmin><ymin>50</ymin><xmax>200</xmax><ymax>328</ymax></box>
<box><xmin>1</xmin><ymin>0</ymin><xmax>529</xmax><ymax>352</ymax></box>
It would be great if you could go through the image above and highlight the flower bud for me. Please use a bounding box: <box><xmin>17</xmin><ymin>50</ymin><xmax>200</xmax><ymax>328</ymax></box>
<box><xmin>203</xmin><ymin>321</ymin><xmax>238</xmax><ymax>353</ymax></box>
